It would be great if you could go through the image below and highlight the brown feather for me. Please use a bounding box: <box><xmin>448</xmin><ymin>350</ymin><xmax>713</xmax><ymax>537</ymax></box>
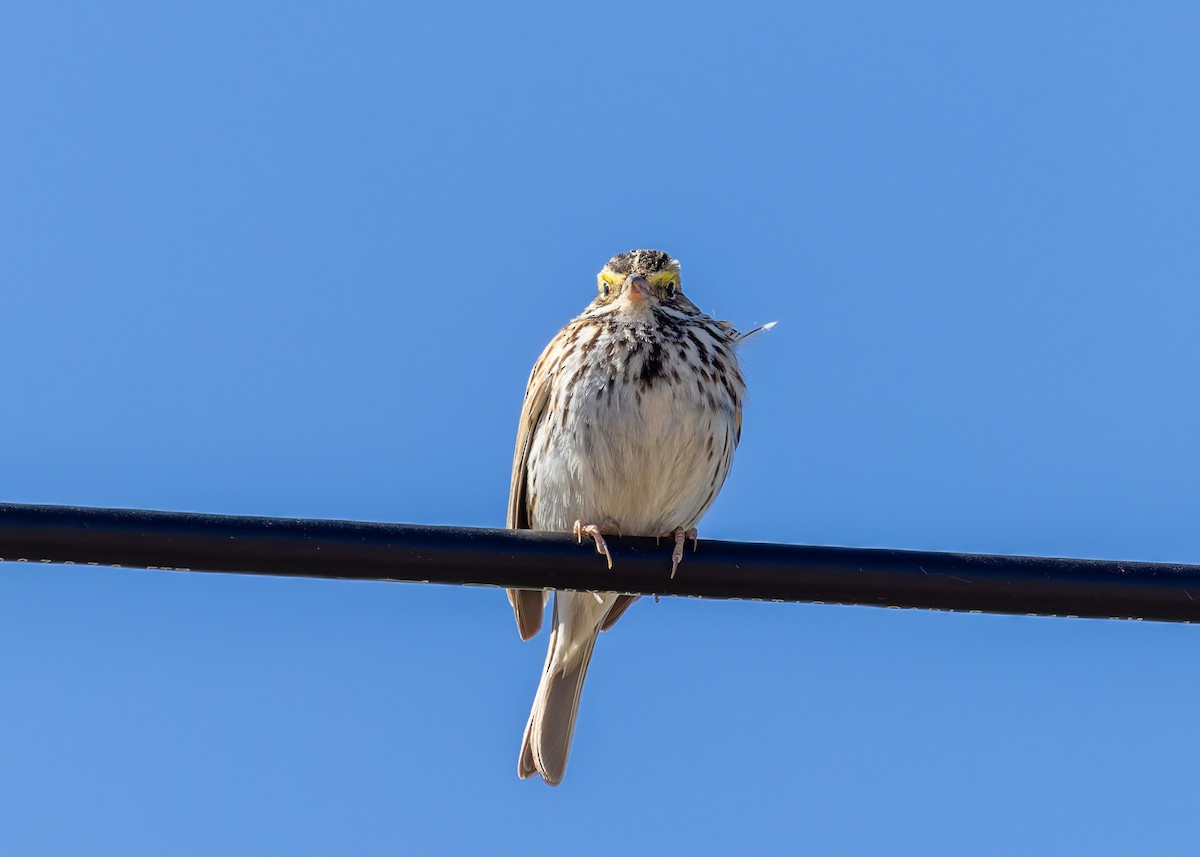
<box><xmin>600</xmin><ymin>594</ymin><xmax>638</xmax><ymax>632</ymax></box>
<box><xmin>508</xmin><ymin>250</ymin><xmax>764</xmax><ymax>785</ymax></box>
<box><xmin>505</xmin><ymin>330</ymin><xmax>565</xmax><ymax>639</ymax></box>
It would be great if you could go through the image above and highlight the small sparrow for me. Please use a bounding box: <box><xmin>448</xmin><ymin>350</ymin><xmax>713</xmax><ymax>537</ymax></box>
<box><xmin>506</xmin><ymin>249</ymin><xmax>770</xmax><ymax>785</ymax></box>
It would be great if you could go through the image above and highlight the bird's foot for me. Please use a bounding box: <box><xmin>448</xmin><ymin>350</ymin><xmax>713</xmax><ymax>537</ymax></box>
<box><xmin>573</xmin><ymin>518</ymin><xmax>622</xmax><ymax>570</ymax></box>
<box><xmin>663</xmin><ymin>527</ymin><xmax>699</xmax><ymax>578</ymax></box>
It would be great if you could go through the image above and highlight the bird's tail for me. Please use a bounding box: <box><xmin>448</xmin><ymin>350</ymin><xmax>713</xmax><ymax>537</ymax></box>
<box><xmin>517</xmin><ymin>619</ymin><xmax>599</xmax><ymax>786</ymax></box>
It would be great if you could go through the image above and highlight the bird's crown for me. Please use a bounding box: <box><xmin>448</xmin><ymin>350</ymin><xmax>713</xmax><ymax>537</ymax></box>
<box><xmin>602</xmin><ymin>249</ymin><xmax>678</xmax><ymax>277</ymax></box>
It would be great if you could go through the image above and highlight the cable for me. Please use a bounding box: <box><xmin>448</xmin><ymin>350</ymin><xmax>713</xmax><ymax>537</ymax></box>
<box><xmin>1</xmin><ymin>503</ymin><xmax>1197</xmax><ymax>623</ymax></box>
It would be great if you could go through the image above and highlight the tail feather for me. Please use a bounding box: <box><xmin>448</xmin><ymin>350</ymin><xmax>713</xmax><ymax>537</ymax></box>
<box><xmin>531</xmin><ymin>639</ymin><xmax>596</xmax><ymax>785</ymax></box>
<box><xmin>518</xmin><ymin>621</ymin><xmax>559</xmax><ymax>779</ymax></box>
<box><xmin>517</xmin><ymin>612</ymin><xmax>600</xmax><ymax>786</ymax></box>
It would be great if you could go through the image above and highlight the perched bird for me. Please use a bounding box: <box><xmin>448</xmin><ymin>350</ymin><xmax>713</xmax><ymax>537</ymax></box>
<box><xmin>506</xmin><ymin>249</ymin><xmax>770</xmax><ymax>786</ymax></box>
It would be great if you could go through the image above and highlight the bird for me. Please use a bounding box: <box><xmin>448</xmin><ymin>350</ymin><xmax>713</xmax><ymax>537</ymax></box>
<box><xmin>506</xmin><ymin>249</ymin><xmax>771</xmax><ymax>786</ymax></box>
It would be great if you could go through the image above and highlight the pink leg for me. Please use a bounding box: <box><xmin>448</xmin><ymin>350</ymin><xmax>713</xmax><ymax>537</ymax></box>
<box><xmin>667</xmin><ymin>527</ymin><xmax>699</xmax><ymax>578</ymax></box>
<box><xmin>573</xmin><ymin>518</ymin><xmax>622</xmax><ymax>570</ymax></box>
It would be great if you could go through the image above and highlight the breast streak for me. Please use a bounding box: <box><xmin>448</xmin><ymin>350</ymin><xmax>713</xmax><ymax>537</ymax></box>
<box><xmin>528</xmin><ymin>322</ymin><xmax>740</xmax><ymax>535</ymax></box>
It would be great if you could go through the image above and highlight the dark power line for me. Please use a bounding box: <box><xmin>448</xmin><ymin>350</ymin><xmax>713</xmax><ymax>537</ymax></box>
<box><xmin>0</xmin><ymin>503</ymin><xmax>1197</xmax><ymax>623</ymax></box>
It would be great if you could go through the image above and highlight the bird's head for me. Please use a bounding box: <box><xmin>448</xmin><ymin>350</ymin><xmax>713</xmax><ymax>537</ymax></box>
<box><xmin>592</xmin><ymin>249</ymin><xmax>697</xmax><ymax>316</ymax></box>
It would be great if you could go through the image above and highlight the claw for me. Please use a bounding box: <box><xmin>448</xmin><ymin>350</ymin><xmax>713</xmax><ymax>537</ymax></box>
<box><xmin>573</xmin><ymin>519</ymin><xmax>616</xmax><ymax>570</ymax></box>
<box><xmin>667</xmin><ymin>527</ymin><xmax>699</xmax><ymax>578</ymax></box>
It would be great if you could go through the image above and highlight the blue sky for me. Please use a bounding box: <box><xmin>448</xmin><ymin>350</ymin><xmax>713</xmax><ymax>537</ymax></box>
<box><xmin>2</xmin><ymin>1</ymin><xmax>1199</xmax><ymax>854</ymax></box>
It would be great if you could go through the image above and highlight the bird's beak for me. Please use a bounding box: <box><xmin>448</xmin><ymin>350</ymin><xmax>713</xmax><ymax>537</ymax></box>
<box><xmin>623</xmin><ymin>274</ymin><xmax>651</xmax><ymax>302</ymax></box>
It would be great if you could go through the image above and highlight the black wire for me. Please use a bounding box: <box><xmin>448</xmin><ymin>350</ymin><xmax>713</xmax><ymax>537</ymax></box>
<box><xmin>1</xmin><ymin>503</ymin><xmax>1197</xmax><ymax>623</ymax></box>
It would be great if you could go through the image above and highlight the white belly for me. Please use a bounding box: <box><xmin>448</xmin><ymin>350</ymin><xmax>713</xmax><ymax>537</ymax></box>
<box><xmin>526</xmin><ymin>356</ymin><xmax>739</xmax><ymax>535</ymax></box>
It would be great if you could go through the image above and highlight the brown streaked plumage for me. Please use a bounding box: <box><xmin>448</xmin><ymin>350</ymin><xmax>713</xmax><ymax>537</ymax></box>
<box><xmin>505</xmin><ymin>249</ymin><xmax>769</xmax><ymax>785</ymax></box>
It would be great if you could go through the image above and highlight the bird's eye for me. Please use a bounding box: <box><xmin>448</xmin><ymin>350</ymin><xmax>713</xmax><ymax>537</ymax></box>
<box><xmin>601</xmin><ymin>282</ymin><xmax>610</xmax><ymax>296</ymax></box>
<box><xmin>666</xmin><ymin>281</ymin><xmax>677</xmax><ymax>298</ymax></box>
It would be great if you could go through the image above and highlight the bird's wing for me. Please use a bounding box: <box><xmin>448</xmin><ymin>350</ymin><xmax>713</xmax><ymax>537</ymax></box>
<box><xmin>729</xmin><ymin>319</ymin><xmax>771</xmax><ymax>447</ymax></box>
<box><xmin>599</xmin><ymin>594</ymin><xmax>638</xmax><ymax>632</ymax></box>
<box><xmin>505</xmin><ymin>330</ymin><xmax>562</xmax><ymax>640</ymax></box>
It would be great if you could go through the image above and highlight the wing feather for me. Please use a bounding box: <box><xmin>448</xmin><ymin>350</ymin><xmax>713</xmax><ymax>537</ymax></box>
<box><xmin>505</xmin><ymin>328</ymin><xmax>567</xmax><ymax>640</ymax></box>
